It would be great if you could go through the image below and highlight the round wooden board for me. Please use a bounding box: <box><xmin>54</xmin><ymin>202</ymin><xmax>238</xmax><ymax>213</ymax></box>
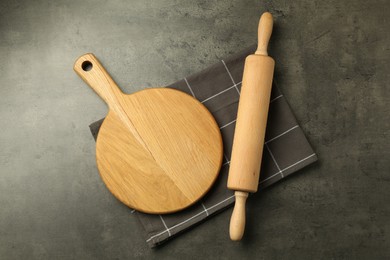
<box><xmin>96</xmin><ymin>88</ymin><xmax>223</xmax><ymax>214</ymax></box>
<box><xmin>74</xmin><ymin>53</ymin><xmax>223</xmax><ymax>214</ymax></box>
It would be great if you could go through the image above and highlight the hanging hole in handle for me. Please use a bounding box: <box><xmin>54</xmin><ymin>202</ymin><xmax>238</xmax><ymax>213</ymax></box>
<box><xmin>82</xmin><ymin>61</ymin><xmax>93</xmax><ymax>71</ymax></box>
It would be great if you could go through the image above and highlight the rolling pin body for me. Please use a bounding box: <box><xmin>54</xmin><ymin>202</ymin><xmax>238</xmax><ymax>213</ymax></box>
<box><xmin>227</xmin><ymin>12</ymin><xmax>275</xmax><ymax>241</ymax></box>
<box><xmin>227</xmin><ymin>54</ymin><xmax>274</xmax><ymax>192</ymax></box>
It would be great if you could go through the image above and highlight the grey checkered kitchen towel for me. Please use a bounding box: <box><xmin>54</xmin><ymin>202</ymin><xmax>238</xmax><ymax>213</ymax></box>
<box><xmin>89</xmin><ymin>45</ymin><xmax>318</xmax><ymax>247</ymax></box>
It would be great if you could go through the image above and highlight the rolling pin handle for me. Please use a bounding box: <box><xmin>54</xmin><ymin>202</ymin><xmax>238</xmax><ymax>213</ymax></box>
<box><xmin>255</xmin><ymin>12</ymin><xmax>273</xmax><ymax>56</ymax></box>
<box><xmin>229</xmin><ymin>191</ymin><xmax>249</xmax><ymax>241</ymax></box>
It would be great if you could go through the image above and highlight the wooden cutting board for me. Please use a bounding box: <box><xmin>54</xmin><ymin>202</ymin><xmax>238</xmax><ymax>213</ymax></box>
<box><xmin>74</xmin><ymin>54</ymin><xmax>223</xmax><ymax>214</ymax></box>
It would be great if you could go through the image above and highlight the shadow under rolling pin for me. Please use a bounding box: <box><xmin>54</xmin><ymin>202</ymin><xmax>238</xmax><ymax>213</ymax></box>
<box><xmin>227</xmin><ymin>12</ymin><xmax>275</xmax><ymax>241</ymax></box>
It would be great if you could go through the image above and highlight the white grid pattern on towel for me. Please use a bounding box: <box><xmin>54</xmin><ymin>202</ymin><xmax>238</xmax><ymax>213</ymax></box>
<box><xmin>265</xmin><ymin>143</ymin><xmax>284</xmax><ymax>178</ymax></box>
<box><xmin>201</xmin><ymin>203</ymin><xmax>209</xmax><ymax>216</ymax></box>
<box><xmin>270</xmin><ymin>94</ymin><xmax>283</xmax><ymax>103</ymax></box>
<box><xmin>159</xmin><ymin>215</ymin><xmax>171</xmax><ymax>237</ymax></box>
<box><xmin>201</xmin><ymin>83</ymin><xmax>241</xmax><ymax>104</ymax></box>
<box><xmin>148</xmin><ymin>61</ymin><xmax>315</xmax><ymax>243</ymax></box>
<box><xmin>222</xmin><ymin>60</ymin><xmax>240</xmax><ymax>95</ymax></box>
<box><xmin>184</xmin><ymin>77</ymin><xmax>196</xmax><ymax>98</ymax></box>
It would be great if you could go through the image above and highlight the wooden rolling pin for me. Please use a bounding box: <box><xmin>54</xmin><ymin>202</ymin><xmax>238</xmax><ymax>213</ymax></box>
<box><xmin>227</xmin><ymin>12</ymin><xmax>275</xmax><ymax>241</ymax></box>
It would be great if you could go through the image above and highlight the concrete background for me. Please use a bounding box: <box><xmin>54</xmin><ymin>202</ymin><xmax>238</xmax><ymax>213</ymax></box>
<box><xmin>1</xmin><ymin>0</ymin><xmax>389</xmax><ymax>259</ymax></box>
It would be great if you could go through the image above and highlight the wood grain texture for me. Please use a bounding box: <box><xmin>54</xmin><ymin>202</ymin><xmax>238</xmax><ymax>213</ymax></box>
<box><xmin>227</xmin><ymin>12</ymin><xmax>275</xmax><ymax>240</ymax></box>
<box><xmin>74</xmin><ymin>54</ymin><xmax>223</xmax><ymax>214</ymax></box>
<box><xmin>227</xmin><ymin>55</ymin><xmax>274</xmax><ymax>192</ymax></box>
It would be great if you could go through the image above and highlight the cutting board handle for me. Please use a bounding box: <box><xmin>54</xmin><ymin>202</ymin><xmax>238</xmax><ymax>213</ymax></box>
<box><xmin>255</xmin><ymin>12</ymin><xmax>273</xmax><ymax>56</ymax></box>
<box><xmin>74</xmin><ymin>53</ymin><xmax>123</xmax><ymax>108</ymax></box>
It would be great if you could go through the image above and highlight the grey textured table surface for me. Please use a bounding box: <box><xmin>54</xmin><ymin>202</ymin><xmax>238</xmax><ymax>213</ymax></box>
<box><xmin>1</xmin><ymin>0</ymin><xmax>389</xmax><ymax>259</ymax></box>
